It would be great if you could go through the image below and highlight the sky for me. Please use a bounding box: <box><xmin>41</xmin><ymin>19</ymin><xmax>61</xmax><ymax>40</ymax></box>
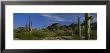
<box><xmin>14</xmin><ymin>13</ymin><xmax>97</xmax><ymax>29</ymax></box>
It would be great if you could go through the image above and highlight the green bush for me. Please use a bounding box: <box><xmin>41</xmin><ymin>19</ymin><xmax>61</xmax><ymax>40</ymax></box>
<box><xmin>90</xmin><ymin>30</ymin><xmax>97</xmax><ymax>40</ymax></box>
<box><xmin>14</xmin><ymin>25</ymin><xmax>97</xmax><ymax>40</ymax></box>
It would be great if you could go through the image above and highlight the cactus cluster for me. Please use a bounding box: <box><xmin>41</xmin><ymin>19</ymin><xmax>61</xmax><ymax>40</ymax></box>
<box><xmin>25</xmin><ymin>16</ymin><xmax>32</xmax><ymax>32</ymax></box>
<box><xmin>25</xmin><ymin>14</ymin><xmax>93</xmax><ymax>40</ymax></box>
<box><xmin>77</xmin><ymin>13</ymin><xmax>93</xmax><ymax>40</ymax></box>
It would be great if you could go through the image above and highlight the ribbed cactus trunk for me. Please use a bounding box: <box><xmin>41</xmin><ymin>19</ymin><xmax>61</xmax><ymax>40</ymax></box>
<box><xmin>78</xmin><ymin>16</ymin><xmax>81</xmax><ymax>37</ymax></box>
<box><xmin>85</xmin><ymin>13</ymin><xmax>92</xmax><ymax>40</ymax></box>
<box><xmin>28</xmin><ymin>16</ymin><xmax>32</xmax><ymax>32</ymax></box>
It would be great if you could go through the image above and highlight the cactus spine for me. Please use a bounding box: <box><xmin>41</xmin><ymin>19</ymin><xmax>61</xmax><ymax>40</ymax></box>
<box><xmin>78</xmin><ymin>16</ymin><xmax>81</xmax><ymax>37</ymax></box>
<box><xmin>85</xmin><ymin>13</ymin><xmax>92</xmax><ymax>40</ymax></box>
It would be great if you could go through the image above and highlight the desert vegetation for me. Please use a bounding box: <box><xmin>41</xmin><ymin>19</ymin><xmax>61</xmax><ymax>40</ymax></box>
<box><xmin>14</xmin><ymin>13</ymin><xmax>97</xmax><ymax>40</ymax></box>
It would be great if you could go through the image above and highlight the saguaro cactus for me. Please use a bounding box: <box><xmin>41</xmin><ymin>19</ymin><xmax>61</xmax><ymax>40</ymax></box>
<box><xmin>28</xmin><ymin>16</ymin><xmax>32</xmax><ymax>32</ymax></box>
<box><xmin>85</xmin><ymin>13</ymin><xmax>92</xmax><ymax>40</ymax></box>
<box><xmin>26</xmin><ymin>21</ymin><xmax>28</xmax><ymax>29</ymax></box>
<box><xmin>78</xmin><ymin>16</ymin><xmax>81</xmax><ymax>37</ymax></box>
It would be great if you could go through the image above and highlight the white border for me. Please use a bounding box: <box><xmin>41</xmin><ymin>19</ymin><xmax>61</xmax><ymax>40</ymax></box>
<box><xmin>5</xmin><ymin>5</ymin><xmax>106</xmax><ymax>49</ymax></box>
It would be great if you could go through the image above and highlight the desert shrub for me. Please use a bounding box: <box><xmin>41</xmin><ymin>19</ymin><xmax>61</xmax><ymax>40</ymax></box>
<box><xmin>90</xmin><ymin>30</ymin><xmax>97</xmax><ymax>40</ymax></box>
<box><xmin>55</xmin><ymin>30</ymin><xmax>65</xmax><ymax>36</ymax></box>
<box><xmin>14</xmin><ymin>24</ymin><xmax>97</xmax><ymax>40</ymax></box>
<box><xmin>14</xmin><ymin>31</ymin><xmax>34</xmax><ymax>40</ymax></box>
<box><xmin>31</xmin><ymin>30</ymin><xmax>48</xmax><ymax>39</ymax></box>
<box><xmin>72</xmin><ymin>34</ymin><xmax>83</xmax><ymax>40</ymax></box>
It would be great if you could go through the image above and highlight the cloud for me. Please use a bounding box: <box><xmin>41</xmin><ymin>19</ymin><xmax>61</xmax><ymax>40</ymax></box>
<box><xmin>39</xmin><ymin>13</ymin><xmax>97</xmax><ymax>24</ymax></box>
<box><xmin>39</xmin><ymin>13</ymin><xmax>74</xmax><ymax>22</ymax></box>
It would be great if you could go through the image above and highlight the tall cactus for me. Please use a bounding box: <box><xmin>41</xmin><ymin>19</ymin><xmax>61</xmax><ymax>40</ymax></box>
<box><xmin>26</xmin><ymin>21</ymin><xmax>28</xmax><ymax>29</ymax></box>
<box><xmin>78</xmin><ymin>16</ymin><xmax>81</xmax><ymax>37</ymax></box>
<box><xmin>85</xmin><ymin>13</ymin><xmax>92</xmax><ymax>40</ymax></box>
<box><xmin>28</xmin><ymin>16</ymin><xmax>32</xmax><ymax>32</ymax></box>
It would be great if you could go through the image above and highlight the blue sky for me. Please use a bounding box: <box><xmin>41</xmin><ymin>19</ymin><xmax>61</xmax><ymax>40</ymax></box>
<box><xmin>14</xmin><ymin>13</ymin><xmax>97</xmax><ymax>29</ymax></box>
